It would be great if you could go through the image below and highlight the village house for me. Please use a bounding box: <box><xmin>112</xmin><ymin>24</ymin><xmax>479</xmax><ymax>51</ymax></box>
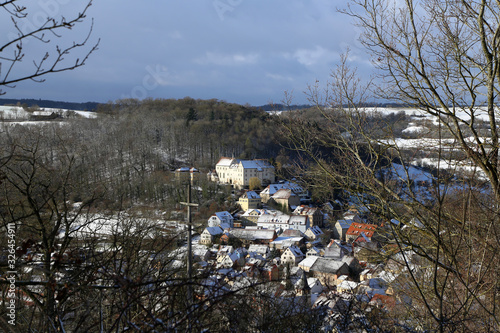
<box><xmin>217</xmin><ymin>252</ymin><xmax>244</xmax><ymax>269</ymax></box>
<box><xmin>174</xmin><ymin>166</ymin><xmax>199</xmax><ymax>184</ymax></box>
<box><xmin>270</xmin><ymin>235</ymin><xmax>304</xmax><ymax>250</ymax></box>
<box><xmin>309</xmin><ymin>258</ymin><xmax>350</xmax><ymax>287</ymax></box>
<box><xmin>306</xmin><ymin>246</ymin><xmax>323</xmax><ymax>257</ymax></box>
<box><xmin>247</xmin><ymin>244</ymin><xmax>270</xmax><ymax>259</ymax></box>
<box><xmin>345</xmin><ymin>222</ymin><xmax>377</xmax><ymax>243</ymax></box>
<box><xmin>238</xmin><ymin>190</ymin><xmax>261</xmax><ymax>210</ymax></box>
<box><xmin>208</xmin><ymin>211</ymin><xmax>234</xmax><ymax>228</ymax></box>
<box><xmin>298</xmin><ymin>256</ymin><xmax>319</xmax><ymax>272</ymax></box>
<box><xmin>293</xmin><ymin>205</ymin><xmax>325</xmax><ymax>227</ymax></box>
<box><xmin>281</xmin><ymin>245</ymin><xmax>305</xmax><ymax>266</ymax></box>
<box><xmin>280</xmin><ymin>229</ymin><xmax>304</xmax><ymax>238</ymax></box>
<box><xmin>239</xmin><ymin>208</ymin><xmax>280</xmax><ymax>226</ymax></box>
<box><xmin>228</xmin><ymin>228</ymin><xmax>277</xmax><ymax>246</ymax></box>
<box><xmin>260</xmin><ymin>181</ymin><xmax>308</xmax><ymax>203</ymax></box>
<box><xmin>261</xmin><ymin>263</ymin><xmax>280</xmax><ymax>281</ymax></box>
<box><xmin>336</xmin><ymin>279</ymin><xmax>359</xmax><ymax>293</ymax></box>
<box><xmin>304</xmin><ymin>225</ymin><xmax>324</xmax><ymax>241</ymax></box>
<box><xmin>270</xmin><ymin>189</ymin><xmax>300</xmax><ymax>211</ymax></box>
<box><xmin>343</xmin><ymin>208</ymin><xmax>364</xmax><ymax>222</ymax></box>
<box><xmin>335</xmin><ymin>219</ymin><xmax>352</xmax><ymax>241</ymax></box>
<box><xmin>200</xmin><ymin>226</ymin><xmax>224</xmax><ymax>245</ymax></box>
<box><xmin>257</xmin><ymin>214</ymin><xmax>309</xmax><ymax>233</ymax></box>
<box><xmin>215</xmin><ymin>157</ymin><xmax>275</xmax><ymax>188</ymax></box>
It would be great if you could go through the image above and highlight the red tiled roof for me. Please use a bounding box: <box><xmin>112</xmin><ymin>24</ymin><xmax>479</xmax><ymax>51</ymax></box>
<box><xmin>346</xmin><ymin>222</ymin><xmax>377</xmax><ymax>238</ymax></box>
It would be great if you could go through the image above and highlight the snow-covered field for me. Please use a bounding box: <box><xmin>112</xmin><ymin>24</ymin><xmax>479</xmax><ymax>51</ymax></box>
<box><xmin>0</xmin><ymin>105</ymin><xmax>97</xmax><ymax>121</ymax></box>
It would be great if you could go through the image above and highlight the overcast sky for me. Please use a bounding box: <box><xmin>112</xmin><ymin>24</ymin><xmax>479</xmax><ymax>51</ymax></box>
<box><xmin>1</xmin><ymin>1</ymin><xmax>374</xmax><ymax>105</ymax></box>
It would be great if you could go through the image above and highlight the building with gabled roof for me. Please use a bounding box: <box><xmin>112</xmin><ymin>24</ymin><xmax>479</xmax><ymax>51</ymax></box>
<box><xmin>298</xmin><ymin>256</ymin><xmax>319</xmax><ymax>272</ymax></box>
<box><xmin>305</xmin><ymin>225</ymin><xmax>324</xmax><ymax>241</ymax></box>
<box><xmin>228</xmin><ymin>228</ymin><xmax>277</xmax><ymax>246</ymax></box>
<box><xmin>247</xmin><ymin>244</ymin><xmax>270</xmax><ymax>259</ymax></box>
<box><xmin>200</xmin><ymin>226</ymin><xmax>224</xmax><ymax>245</ymax></box>
<box><xmin>309</xmin><ymin>258</ymin><xmax>350</xmax><ymax>286</ymax></box>
<box><xmin>281</xmin><ymin>245</ymin><xmax>305</xmax><ymax>266</ymax></box>
<box><xmin>293</xmin><ymin>205</ymin><xmax>325</xmax><ymax>227</ymax></box>
<box><xmin>238</xmin><ymin>190</ymin><xmax>261</xmax><ymax>210</ymax></box>
<box><xmin>346</xmin><ymin>222</ymin><xmax>377</xmax><ymax>243</ymax></box>
<box><xmin>306</xmin><ymin>246</ymin><xmax>323</xmax><ymax>257</ymax></box>
<box><xmin>257</xmin><ymin>214</ymin><xmax>309</xmax><ymax>233</ymax></box>
<box><xmin>271</xmin><ymin>189</ymin><xmax>300</xmax><ymax>211</ymax></box>
<box><xmin>215</xmin><ymin>157</ymin><xmax>275</xmax><ymax>188</ymax></box>
<box><xmin>208</xmin><ymin>211</ymin><xmax>234</xmax><ymax>228</ymax></box>
<box><xmin>335</xmin><ymin>219</ymin><xmax>353</xmax><ymax>241</ymax></box>
<box><xmin>240</xmin><ymin>208</ymin><xmax>281</xmax><ymax>226</ymax></box>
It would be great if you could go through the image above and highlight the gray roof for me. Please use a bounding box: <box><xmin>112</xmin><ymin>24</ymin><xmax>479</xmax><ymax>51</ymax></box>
<box><xmin>310</xmin><ymin>258</ymin><xmax>348</xmax><ymax>274</ymax></box>
<box><xmin>230</xmin><ymin>228</ymin><xmax>275</xmax><ymax>241</ymax></box>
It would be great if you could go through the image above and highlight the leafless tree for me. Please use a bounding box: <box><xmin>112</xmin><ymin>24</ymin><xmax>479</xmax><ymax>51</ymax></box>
<box><xmin>0</xmin><ymin>0</ymin><xmax>99</xmax><ymax>95</ymax></box>
<box><xmin>276</xmin><ymin>48</ymin><xmax>500</xmax><ymax>331</ymax></box>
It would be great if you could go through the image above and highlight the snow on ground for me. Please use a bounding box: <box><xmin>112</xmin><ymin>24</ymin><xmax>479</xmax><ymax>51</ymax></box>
<box><xmin>70</xmin><ymin>214</ymin><xmax>186</xmax><ymax>239</ymax></box>
<box><xmin>402</xmin><ymin>123</ymin><xmax>426</xmax><ymax>133</ymax></box>
<box><xmin>388</xmin><ymin>163</ymin><xmax>434</xmax><ymax>183</ymax></box>
<box><xmin>1</xmin><ymin>121</ymin><xmax>67</xmax><ymax>127</ymax></box>
<box><xmin>414</xmin><ymin>158</ymin><xmax>487</xmax><ymax>180</ymax></box>
<box><xmin>363</xmin><ymin>106</ymin><xmax>493</xmax><ymax>122</ymax></box>
<box><xmin>0</xmin><ymin>105</ymin><xmax>97</xmax><ymax>120</ymax></box>
<box><xmin>0</xmin><ymin>105</ymin><xmax>29</xmax><ymax>120</ymax></box>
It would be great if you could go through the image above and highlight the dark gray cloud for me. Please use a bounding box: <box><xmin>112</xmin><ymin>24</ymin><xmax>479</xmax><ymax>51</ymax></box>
<box><xmin>1</xmin><ymin>0</ymin><xmax>373</xmax><ymax>105</ymax></box>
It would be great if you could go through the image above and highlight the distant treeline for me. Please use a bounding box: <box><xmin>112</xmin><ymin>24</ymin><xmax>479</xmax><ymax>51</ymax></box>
<box><xmin>0</xmin><ymin>98</ymin><xmax>99</xmax><ymax>111</ymax></box>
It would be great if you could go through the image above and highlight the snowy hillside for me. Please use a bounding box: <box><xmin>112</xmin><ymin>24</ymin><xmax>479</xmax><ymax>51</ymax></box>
<box><xmin>0</xmin><ymin>105</ymin><xmax>97</xmax><ymax>121</ymax></box>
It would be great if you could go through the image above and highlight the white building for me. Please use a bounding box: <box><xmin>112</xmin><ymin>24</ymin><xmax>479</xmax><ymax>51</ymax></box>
<box><xmin>208</xmin><ymin>211</ymin><xmax>234</xmax><ymax>228</ymax></box>
<box><xmin>215</xmin><ymin>157</ymin><xmax>275</xmax><ymax>188</ymax></box>
<box><xmin>256</xmin><ymin>214</ymin><xmax>309</xmax><ymax>234</ymax></box>
<box><xmin>200</xmin><ymin>226</ymin><xmax>224</xmax><ymax>245</ymax></box>
<box><xmin>281</xmin><ymin>245</ymin><xmax>305</xmax><ymax>266</ymax></box>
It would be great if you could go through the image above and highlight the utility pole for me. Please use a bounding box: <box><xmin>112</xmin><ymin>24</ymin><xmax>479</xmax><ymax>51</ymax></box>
<box><xmin>180</xmin><ymin>182</ymin><xmax>198</xmax><ymax>331</ymax></box>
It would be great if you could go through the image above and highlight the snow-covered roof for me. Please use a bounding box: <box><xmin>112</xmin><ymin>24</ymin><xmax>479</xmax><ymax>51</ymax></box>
<box><xmin>205</xmin><ymin>226</ymin><xmax>224</xmax><ymax>236</ymax></box>
<box><xmin>298</xmin><ymin>256</ymin><xmax>319</xmax><ymax>268</ymax></box>
<box><xmin>272</xmin><ymin>189</ymin><xmax>295</xmax><ymax>199</ymax></box>
<box><xmin>285</xmin><ymin>245</ymin><xmax>304</xmax><ymax>257</ymax></box>
<box><xmin>307</xmin><ymin>246</ymin><xmax>322</xmax><ymax>254</ymax></box>
<box><xmin>214</xmin><ymin>211</ymin><xmax>233</xmax><ymax>220</ymax></box>
<box><xmin>338</xmin><ymin>280</ymin><xmax>359</xmax><ymax>291</ymax></box>
<box><xmin>216</xmin><ymin>158</ymin><xmax>274</xmax><ymax>170</ymax></box>
<box><xmin>248</xmin><ymin>244</ymin><xmax>269</xmax><ymax>254</ymax></box>
<box><xmin>310</xmin><ymin>258</ymin><xmax>347</xmax><ymax>274</ymax></box>
<box><xmin>216</xmin><ymin>157</ymin><xmax>235</xmax><ymax>167</ymax></box>
<box><xmin>289</xmin><ymin>215</ymin><xmax>307</xmax><ymax>225</ymax></box>
<box><xmin>239</xmin><ymin>159</ymin><xmax>273</xmax><ymax>170</ymax></box>
<box><xmin>241</xmin><ymin>191</ymin><xmax>260</xmax><ymax>199</ymax></box>
<box><xmin>271</xmin><ymin>236</ymin><xmax>303</xmax><ymax>245</ymax></box>
<box><xmin>230</xmin><ymin>228</ymin><xmax>275</xmax><ymax>241</ymax></box>
<box><xmin>257</xmin><ymin>214</ymin><xmax>290</xmax><ymax>224</ymax></box>
<box><xmin>336</xmin><ymin>219</ymin><xmax>353</xmax><ymax>229</ymax></box>
<box><xmin>293</xmin><ymin>205</ymin><xmax>320</xmax><ymax>215</ymax></box>
<box><xmin>261</xmin><ymin>181</ymin><xmax>303</xmax><ymax>195</ymax></box>
<box><xmin>307</xmin><ymin>226</ymin><xmax>324</xmax><ymax>236</ymax></box>
<box><xmin>241</xmin><ymin>209</ymin><xmax>280</xmax><ymax>217</ymax></box>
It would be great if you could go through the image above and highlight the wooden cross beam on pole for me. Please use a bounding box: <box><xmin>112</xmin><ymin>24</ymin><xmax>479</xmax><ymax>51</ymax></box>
<box><xmin>179</xmin><ymin>182</ymin><xmax>198</xmax><ymax>332</ymax></box>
